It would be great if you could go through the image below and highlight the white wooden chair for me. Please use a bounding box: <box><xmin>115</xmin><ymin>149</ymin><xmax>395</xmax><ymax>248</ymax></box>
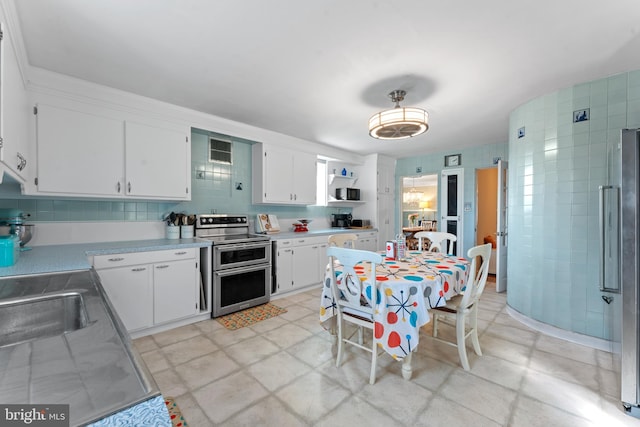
<box><xmin>431</xmin><ymin>243</ymin><xmax>492</xmax><ymax>370</ymax></box>
<box><xmin>328</xmin><ymin>233</ymin><xmax>358</xmax><ymax>248</ymax></box>
<box><xmin>414</xmin><ymin>231</ymin><xmax>457</xmax><ymax>254</ymax></box>
<box><xmin>327</xmin><ymin>246</ymin><xmax>384</xmax><ymax>384</ymax></box>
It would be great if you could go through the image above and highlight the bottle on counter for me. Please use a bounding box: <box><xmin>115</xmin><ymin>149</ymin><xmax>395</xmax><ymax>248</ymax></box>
<box><xmin>395</xmin><ymin>233</ymin><xmax>406</xmax><ymax>260</ymax></box>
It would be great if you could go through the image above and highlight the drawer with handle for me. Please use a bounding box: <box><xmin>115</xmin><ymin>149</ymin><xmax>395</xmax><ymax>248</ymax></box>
<box><xmin>93</xmin><ymin>247</ymin><xmax>196</xmax><ymax>269</ymax></box>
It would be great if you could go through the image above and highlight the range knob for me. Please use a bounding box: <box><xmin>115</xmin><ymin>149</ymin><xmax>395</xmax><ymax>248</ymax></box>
<box><xmin>208</xmin><ymin>218</ymin><xmax>214</xmax><ymax>223</ymax></box>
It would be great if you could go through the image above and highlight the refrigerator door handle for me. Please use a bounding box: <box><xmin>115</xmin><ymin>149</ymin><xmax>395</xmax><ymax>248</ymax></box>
<box><xmin>599</xmin><ymin>184</ymin><xmax>620</xmax><ymax>293</ymax></box>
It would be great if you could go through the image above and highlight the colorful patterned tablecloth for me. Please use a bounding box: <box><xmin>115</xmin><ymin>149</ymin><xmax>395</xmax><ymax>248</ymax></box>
<box><xmin>320</xmin><ymin>251</ymin><xmax>470</xmax><ymax>360</ymax></box>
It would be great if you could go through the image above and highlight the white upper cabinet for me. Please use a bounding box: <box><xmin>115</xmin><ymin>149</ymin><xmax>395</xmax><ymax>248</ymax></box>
<box><xmin>30</xmin><ymin>100</ymin><xmax>191</xmax><ymax>200</ymax></box>
<box><xmin>125</xmin><ymin>121</ymin><xmax>190</xmax><ymax>199</ymax></box>
<box><xmin>0</xmin><ymin>16</ymin><xmax>30</xmax><ymax>182</ymax></box>
<box><xmin>252</xmin><ymin>143</ymin><xmax>316</xmax><ymax>205</ymax></box>
<box><xmin>35</xmin><ymin>103</ymin><xmax>124</xmax><ymax>196</ymax></box>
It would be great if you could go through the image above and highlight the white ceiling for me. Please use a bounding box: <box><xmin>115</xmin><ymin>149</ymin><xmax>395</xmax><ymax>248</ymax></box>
<box><xmin>12</xmin><ymin>0</ymin><xmax>640</xmax><ymax>158</ymax></box>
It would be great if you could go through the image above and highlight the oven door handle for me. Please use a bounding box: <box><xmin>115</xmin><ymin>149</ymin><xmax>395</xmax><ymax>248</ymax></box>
<box><xmin>214</xmin><ymin>263</ymin><xmax>271</xmax><ymax>277</ymax></box>
<box><xmin>215</xmin><ymin>242</ymin><xmax>270</xmax><ymax>252</ymax></box>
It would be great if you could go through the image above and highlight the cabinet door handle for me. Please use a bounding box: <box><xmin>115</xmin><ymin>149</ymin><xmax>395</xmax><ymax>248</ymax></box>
<box><xmin>17</xmin><ymin>153</ymin><xmax>26</xmax><ymax>171</ymax></box>
<box><xmin>175</xmin><ymin>251</ymin><xmax>187</xmax><ymax>255</ymax></box>
<box><xmin>131</xmin><ymin>267</ymin><xmax>146</xmax><ymax>272</ymax></box>
<box><xmin>128</xmin><ymin>182</ymin><xmax>132</xmax><ymax>193</ymax></box>
<box><xmin>108</xmin><ymin>257</ymin><xmax>125</xmax><ymax>262</ymax></box>
<box><xmin>117</xmin><ymin>182</ymin><xmax>121</xmax><ymax>193</ymax></box>
<box><xmin>156</xmin><ymin>265</ymin><xmax>169</xmax><ymax>269</ymax></box>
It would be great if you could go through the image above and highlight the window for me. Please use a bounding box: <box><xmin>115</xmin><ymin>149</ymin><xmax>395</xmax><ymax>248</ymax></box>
<box><xmin>209</xmin><ymin>137</ymin><xmax>232</xmax><ymax>164</ymax></box>
<box><xmin>316</xmin><ymin>159</ymin><xmax>327</xmax><ymax>206</ymax></box>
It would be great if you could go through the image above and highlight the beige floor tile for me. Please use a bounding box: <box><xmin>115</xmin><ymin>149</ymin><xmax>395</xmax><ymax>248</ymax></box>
<box><xmin>484</xmin><ymin>322</ymin><xmax>538</xmax><ymax>347</ymax></box>
<box><xmin>174</xmin><ymin>393</ymin><xmax>214</xmax><ymax>427</ymax></box>
<box><xmin>193</xmin><ymin>371</ymin><xmax>269</xmax><ymax>424</ymax></box>
<box><xmin>160</xmin><ymin>335</ymin><xmax>218</xmax><ymax>366</ymax></box>
<box><xmin>224</xmin><ymin>335</ymin><xmax>282</xmax><ymax>366</ymax></box>
<box><xmin>468</xmin><ymin>354</ymin><xmax>527</xmax><ymax>390</ymax></box>
<box><xmin>276</xmin><ymin>371</ymin><xmax>350</xmax><ymax>423</ymax></box>
<box><xmin>480</xmin><ymin>334</ymin><xmax>532</xmax><ymax>365</ymax></box>
<box><xmin>520</xmin><ymin>370</ymin><xmax>601</xmax><ymax>418</ymax></box>
<box><xmin>410</xmin><ymin>354</ymin><xmax>456</xmax><ymax>392</ymax></box>
<box><xmin>206</xmin><ymin>324</ymin><xmax>257</xmax><ymax>347</ymax></box>
<box><xmin>357</xmin><ymin>374</ymin><xmax>433</xmax><ymax>424</ymax></box>
<box><xmin>152</xmin><ymin>324</ymin><xmax>201</xmax><ymax>347</ymax></box>
<box><xmin>192</xmin><ymin>318</ymin><xmax>225</xmax><ymax>334</ymax></box>
<box><xmin>510</xmin><ymin>395</ymin><xmax>597</xmax><ymax>427</ymax></box>
<box><xmin>317</xmin><ymin>357</ymin><xmax>373</xmax><ymax>393</ymax></box>
<box><xmin>294</xmin><ymin>314</ymin><xmax>328</xmax><ymax>334</ymax></box>
<box><xmin>262</xmin><ymin>323</ymin><xmax>314</xmax><ymax>349</ymax></box>
<box><xmin>133</xmin><ymin>335</ymin><xmax>158</xmax><ymax>353</ymax></box>
<box><xmin>223</xmin><ymin>396</ymin><xmax>307</xmax><ymax>427</ymax></box>
<box><xmin>174</xmin><ymin>351</ymin><xmax>240</xmax><ymax>390</ymax></box>
<box><xmin>315</xmin><ymin>395</ymin><xmax>397</xmax><ymax>427</ymax></box>
<box><xmin>529</xmin><ymin>349</ymin><xmax>599</xmax><ymax>390</ymax></box>
<box><xmin>598</xmin><ymin>367</ymin><xmax>620</xmax><ymax>399</ymax></box>
<box><xmin>139</xmin><ymin>349</ymin><xmax>170</xmax><ymax>374</ymax></box>
<box><xmin>248</xmin><ymin>314</ymin><xmax>289</xmax><ymax>334</ymax></box>
<box><xmin>278</xmin><ymin>305</ymin><xmax>314</xmax><ymax>321</ymax></box>
<box><xmin>439</xmin><ymin>370</ymin><xmax>517</xmax><ymax>424</ymax></box>
<box><xmin>287</xmin><ymin>335</ymin><xmax>335</xmax><ymax>368</ymax></box>
<box><xmin>246</xmin><ymin>351</ymin><xmax>311</xmax><ymax>391</ymax></box>
<box><xmin>535</xmin><ymin>334</ymin><xmax>597</xmax><ymax>366</ymax></box>
<box><xmin>415</xmin><ymin>395</ymin><xmax>501</xmax><ymax>427</ymax></box>
<box><xmin>153</xmin><ymin>368</ymin><xmax>189</xmax><ymax>398</ymax></box>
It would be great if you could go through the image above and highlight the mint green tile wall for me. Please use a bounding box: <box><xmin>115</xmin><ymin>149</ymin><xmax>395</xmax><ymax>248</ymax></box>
<box><xmin>395</xmin><ymin>142</ymin><xmax>508</xmax><ymax>254</ymax></box>
<box><xmin>0</xmin><ymin>128</ymin><xmax>343</xmax><ymax>222</ymax></box>
<box><xmin>507</xmin><ymin>69</ymin><xmax>640</xmax><ymax>340</ymax></box>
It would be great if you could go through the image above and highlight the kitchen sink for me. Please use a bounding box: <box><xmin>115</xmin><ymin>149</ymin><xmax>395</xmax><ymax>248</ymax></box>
<box><xmin>0</xmin><ymin>291</ymin><xmax>90</xmax><ymax>347</ymax></box>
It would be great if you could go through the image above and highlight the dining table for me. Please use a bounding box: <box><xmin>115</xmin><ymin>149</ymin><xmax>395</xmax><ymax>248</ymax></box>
<box><xmin>319</xmin><ymin>250</ymin><xmax>471</xmax><ymax>380</ymax></box>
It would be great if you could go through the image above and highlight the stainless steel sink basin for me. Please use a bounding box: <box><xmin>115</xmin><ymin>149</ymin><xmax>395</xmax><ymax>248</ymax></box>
<box><xmin>0</xmin><ymin>291</ymin><xmax>89</xmax><ymax>347</ymax></box>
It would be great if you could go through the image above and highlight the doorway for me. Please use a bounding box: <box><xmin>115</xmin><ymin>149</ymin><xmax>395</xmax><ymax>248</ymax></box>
<box><xmin>476</xmin><ymin>161</ymin><xmax>508</xmax><ymax>292</ymax></box>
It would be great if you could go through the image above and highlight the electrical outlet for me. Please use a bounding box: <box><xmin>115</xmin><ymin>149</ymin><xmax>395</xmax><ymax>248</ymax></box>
<box><xmin>196</xmin><ymin>171</ymin><xmax>205</xmax><ymax>179</ymax></box>
<box><xmin>235</xmin><ymin>182</ymin><xmax>243</xmax><ymax>190</ymax></box>
<box><xmin>416</xmin><ymin>166</ymin><xmax>422</xmax><ymax>173</ymax></box>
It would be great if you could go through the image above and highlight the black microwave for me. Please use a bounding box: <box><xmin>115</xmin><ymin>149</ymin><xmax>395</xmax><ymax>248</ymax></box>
<box><xmin>336</xmin><ymin>188</ymin><xmax>360</xmax><ymax>201</ymax></box>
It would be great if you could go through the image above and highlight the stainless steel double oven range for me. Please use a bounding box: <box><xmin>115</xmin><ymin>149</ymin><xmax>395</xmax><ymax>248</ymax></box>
<box><xmin>195</xmin><ymin>214</ymin><xmax>272</xmax><ymax>317</ymax></box>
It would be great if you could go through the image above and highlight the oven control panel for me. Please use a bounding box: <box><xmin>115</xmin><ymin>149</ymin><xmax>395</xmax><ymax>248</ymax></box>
<box><xmin>196</xmin><ymin>214</ymin><xmax>248</xmax><ymax>228</ymax></box>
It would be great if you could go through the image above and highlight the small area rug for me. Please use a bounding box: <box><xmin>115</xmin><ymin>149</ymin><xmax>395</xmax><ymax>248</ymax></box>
<box><xmin>165</xmin><ymin>397</ymin><xmax>187</xmax><ymax>427</ymax></box>
<box><xmin>216</xmin><ymin>303</ymin><xmax>288</xmax><ymax>330</ymax></box>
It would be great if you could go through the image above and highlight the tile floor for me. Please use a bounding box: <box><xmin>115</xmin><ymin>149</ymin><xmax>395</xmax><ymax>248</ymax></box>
<box><xmin>133</xmin><ymin>280</ymin><xmax>640</xmax><ymax>426</ymax></box>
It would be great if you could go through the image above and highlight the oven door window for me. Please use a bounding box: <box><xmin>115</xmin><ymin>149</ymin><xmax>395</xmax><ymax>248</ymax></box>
<box><xmin>216</xmin><ymin>243</ymin><xmax>269</xmax><ymax>268</ymax></box>
<box><xmin>217</xmin><ymin>266</ymin><xmax>270</xmax><ymax>307</ymax></box>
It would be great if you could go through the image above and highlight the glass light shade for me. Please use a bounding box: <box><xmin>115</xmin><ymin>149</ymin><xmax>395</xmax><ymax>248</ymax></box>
<box><xmin>369</xmin><ymin>107</ymin><xmax>429</xmax><ymax>140</ymax></box>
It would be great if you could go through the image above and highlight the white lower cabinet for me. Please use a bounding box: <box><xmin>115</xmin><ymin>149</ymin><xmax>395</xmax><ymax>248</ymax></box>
<box><xmin>98</xmin><ymin>265</ymin><xmax>153</xmax><ymax>331</ymax></box>
<box><xmin>153</xmin><ymin>258</ymin><xmax>197</xmax><ymax>324</ymax></box>
<box><xmin>274</xmin><ymin>236</ymin><xmax>328</xmax><ymax>294</ymax></box>
<box><xmin>356</xmin><ymin>231</ymin><xmax>379</xmax><ymax>252</ymax></box>
<box><xmin>94</xmin><ymin>248</ymin><xmax>199</xmax><ymax>332</ymax></box>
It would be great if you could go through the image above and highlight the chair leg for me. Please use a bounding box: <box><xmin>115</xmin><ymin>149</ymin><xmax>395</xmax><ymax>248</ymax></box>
<box><xmin>369</xmin><ymin>335</ymin><xmax>378</xmax><ymax>384</ymax></box>
<box><xmin>358</xmin><ymin>326</ymin><xmax>364</xmax><ymax>345</ymax></box>
<box><xmin>456</xmin><ymin>311</ymin><xmax>470</xmax><ymax>370</ymax></box>
<box><xmin>433</xmin><ymin>312</ymin><xmax>439</xmax><ymax>338</ymax></box>
<box><xmin>470</xmin><ymin>307</ymin><xmax>482</xmax><ymax>356</ymax></box>
<box><xmin>336</xmin><ymin>317</ymin><xmax>344</xmax><ymax>367</ymax></box>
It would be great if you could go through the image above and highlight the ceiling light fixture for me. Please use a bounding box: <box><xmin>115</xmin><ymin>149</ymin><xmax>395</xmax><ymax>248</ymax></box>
<box><xmin>369</xmin><ymin>89</ymin><xmax>429</xmax><ymax>140</ymax></box>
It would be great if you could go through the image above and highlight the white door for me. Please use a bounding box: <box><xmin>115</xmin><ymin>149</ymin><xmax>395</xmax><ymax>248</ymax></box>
<box><xmin>496</xmin><ymin>160</ymin><xmax>508</xmax><ymax>292</ymax></box>
<box><xmin>440</xmin><ymin>168</ymin><xmax>464</xmax><ymax>256</ymax></box>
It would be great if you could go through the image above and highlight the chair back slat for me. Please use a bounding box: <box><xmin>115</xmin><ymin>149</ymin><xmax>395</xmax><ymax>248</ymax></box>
<box><xmin>327</xmin><ymin>247</ymin><xmax>382</xmax><ymax>309</ymax></box>
<box><xmin>328</xmin><ymin>233</ymin><xmax>358</xmax><ymax>249</ymax></box>
<box><xmin>414</xmin><ymin>231</ymin><xmax>457</xmax><ymax>254</ymax></box>
<box><xmin>458</xmin><ymin>243</ymin><xmax>492</xmax><ymax>309</ymax></box>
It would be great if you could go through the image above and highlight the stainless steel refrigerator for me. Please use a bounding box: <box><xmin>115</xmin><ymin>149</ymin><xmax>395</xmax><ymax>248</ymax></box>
<box><xmin>617</xmin><ymin>128</ymin><xmax>640</xmax><ymax>417</ymax></box>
